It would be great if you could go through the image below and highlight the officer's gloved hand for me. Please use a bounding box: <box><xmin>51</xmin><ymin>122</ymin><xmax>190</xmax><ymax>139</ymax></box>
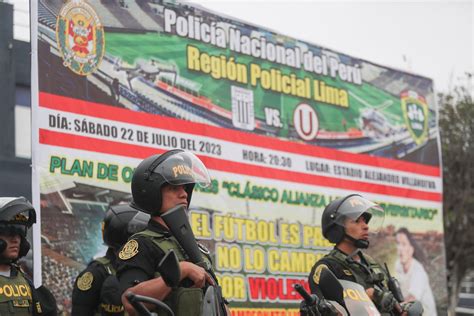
<box><xmin>318</xmin><ymin>298</ymin><xmax>340</xmax><ymax>316</ymax></box>
<box><xmin>300</xmin><ymin>300</ymin><xmax>321</xmax><ymax>316</ymax></box>
<box><xmin>401</xmin><ymin>300</ymin><xmax>424</xmax><ymax>316</ymax></box>
<box><xmin>373</xmin><ymin>288</ymin><xmax>397</xmax><ymax>313</ymax></box>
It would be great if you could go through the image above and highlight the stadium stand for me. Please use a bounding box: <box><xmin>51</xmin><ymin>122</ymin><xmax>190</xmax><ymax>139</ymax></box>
<box><xmin>40</xmin><ymin>184</ymin><xmax>132</xmax><ymax>313</ymax></box>
<box><xmin>87</xmin><ymin>0</ymin><xmax>124</xmax><ymax>29</ymax></box>
<box><xmin>134</xmin><ymin>78</ymin><xmax>222</xmax><ymax>125</ymax></box>
<box><xmin>123</xmin><ymin>0</ymin><xmax>160</xmax><ymax>31</ymax></box>
<box><xmin>41</xmin><ymin>0</ymin><xmax>161</xmax><ymax>32</ymax></box>
<box><xmin>39</xmin><ymin>1</ymin><xmax>57</xmax><ymax>30</ymax></box>
<box><xmin>41</xmin><ymin>203</ymin><xmax>103</xmax><ymax>264</ymax></box>
<box><xmin>137</xmin><ymin>0</ymin><xmax>165</xmax><ymax>28</ymax></box>
<box><xmin>98</xmin><ymin>0</ymin><xmax>144</xmax><ymax>30</ymax></box>
<box><xmin>42</xmin><ymin>0</ymin><xmax>62</xmax><ymax>13</ymax></box>
<box><xmin>369</xmin><ymin>68</ymin><xmax>434</xmax><ymax>100</ymax></box>
<box><xmin>361</xmin><ymin>62</ymin><xmax>386</xmax><ymax>82</ymax></box>
<box><xmin>42</xmin><ymin>248</ymin><xmax>83</xmax><ymax>314</ymax></box>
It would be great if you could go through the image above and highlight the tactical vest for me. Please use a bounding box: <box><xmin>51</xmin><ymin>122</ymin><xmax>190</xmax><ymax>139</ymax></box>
<box><xmin>321</xmin><ymin>249</ymin><xmax>394</xmax><ymax>315</ymax></box>
<box><xmin>132</xmin><ymin>229</ymin><xmax>213</xmax><ymax>316</ymax></box>
<box><xmin>94</xmin><ymin>257</ymin><xmax>115</xmax><ymax>276</ymax></box>
<box><xmin>0</xmin><ymin>270</ymin><xmax>33</xmax><ymax>315</ymax></box>
<box><xmin>91</xmin><ymin>257</ymin><xmax>125</xmax><ymax>316</ymax></box>
<box><xmin>322</xmin><ymin>249</ymin><xmax>388</xmax><ymax>289</ymax></box>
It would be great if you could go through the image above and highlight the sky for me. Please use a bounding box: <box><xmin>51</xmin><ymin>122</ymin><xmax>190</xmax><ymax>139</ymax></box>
<box><xmin>189</xmin><ymin>0</ymin><xmax>473</xmax><ymax>94</ymax></box>
<box><xmin>12</xmin><ymin>0</ymin><xmax>473</xmax><ymax>93</ymax></box>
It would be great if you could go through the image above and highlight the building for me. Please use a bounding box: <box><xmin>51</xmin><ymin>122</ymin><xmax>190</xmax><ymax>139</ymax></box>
<box><xmin>0</xmin><ymin>1</ymin><xmax>32</xmax><ymax>200</ymax></box>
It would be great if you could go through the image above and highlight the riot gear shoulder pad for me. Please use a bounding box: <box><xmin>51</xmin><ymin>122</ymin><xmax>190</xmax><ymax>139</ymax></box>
<box><xmin>102</xmin><ymin>204</ymin><xmax>150</xmax><ymax>250</ymax></box>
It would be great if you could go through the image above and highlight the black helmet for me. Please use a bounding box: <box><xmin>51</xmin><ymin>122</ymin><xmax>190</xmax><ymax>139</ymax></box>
<box><xmin>102</xmin><ymin>204</ymin><xmax>150</xmax><ymax>250</ymax></box>
<box><xmin>321</xmin><ymin>194</ymin><xmax>384</xmax><ymax>248</ymax></box>
<box><xmin>0</xmin><ymin>197</ymin><xmax>37</xmax><ymax>261</ymax></box>
<box><xmin>131</xmin><ymin>150</ymin><xmax>211</xmax><ymax>215</ymax></box>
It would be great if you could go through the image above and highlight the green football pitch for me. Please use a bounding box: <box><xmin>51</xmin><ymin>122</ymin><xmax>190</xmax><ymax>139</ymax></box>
<box><xmin>105</xmin><ymin>32</ymin><xmax>403</xmax><ymax>133</ymax></box>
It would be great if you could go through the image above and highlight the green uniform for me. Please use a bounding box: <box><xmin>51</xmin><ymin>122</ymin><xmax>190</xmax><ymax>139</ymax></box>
<box><xmin>309</xmin><ymin>247</ymin><xmax>396</xmax><ymax>315</ymax></box>
<box><xmin>0</xmin><ymin>265</ymin><xmax>39</xmax><ymax>315</ymax></box>
<box><xmin>117</xmin><ymin>220</ymin><xmax>223</xmax><ymax>316</ymax></box>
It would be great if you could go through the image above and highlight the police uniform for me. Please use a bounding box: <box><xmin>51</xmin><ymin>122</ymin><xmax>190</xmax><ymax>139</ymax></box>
<box><xmin>0</xmin><ymin>264</ymin><xmax>57</xmax><ymax>316</ymax></box>
<box><xmin>0</xmin><ymin>197</ymin><xmax>57</xmax><ymax>316</ymax></box>
<box><xmin>309</xmin><ymin>247</ymin><xmax>394</xmax><ymax>315</ymax></box>
<box><xmin>117</xmin><ymin>220</ymin><xmax>218</xmax><ymax>316</ymax></box>
<box><xmin>71</xmin><ymin>249</ymin><xmax>124</xmax><ymax>316</ymax></box>
<box><xmin>121</xmin><ymin>150</ymin><xmax>228</xmax><ymax>316</ymax></box>
<box><xmin>309</xmin><ymin>194</ymin><xmax>400</xmax><ymax>316</ymax></box>
<box><xmin>0</xmin><ymin>264</ymin><xmax>36</xmax><ymax>316</ymax></box>
<box><xmin>71</xmin><ymin>204</ymin><xmax>149</xmax><ymax>315</ymax></box>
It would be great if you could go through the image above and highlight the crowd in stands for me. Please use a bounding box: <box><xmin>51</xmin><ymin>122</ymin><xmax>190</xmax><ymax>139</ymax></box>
<box><xmin>38</xmin><ymin>186</ymin><xmax>135</xmax><ymax>314</ymax></box>
<box><xmin>41</xmin><ymin>204</ymin><xmax>103</xmax><ymax>265</ymax></box>
<box><xmin>42</xmin><ymin>255</ymin><xmax>82</xmax><ymax>314</ymax></box>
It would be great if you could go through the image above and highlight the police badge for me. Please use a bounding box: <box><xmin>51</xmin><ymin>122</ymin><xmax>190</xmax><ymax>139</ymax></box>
<box><xmin>312</xmin><ymin>264</ymin><xmax>329</xmax><ymax>285</ymax></box>
<box><xmin>77</xmin><ymin>271</ymin><xmax>94</xmax><ymax>291</ymax></box>
<box><xmin>119</xmin><ymin>239</ymin><xmax>139</xmax><ymax>260</ymax></box>
<box><xmin>55</xmin><ymin>0</ymin><xmax>105</xmax><ymax>76</ymax></box>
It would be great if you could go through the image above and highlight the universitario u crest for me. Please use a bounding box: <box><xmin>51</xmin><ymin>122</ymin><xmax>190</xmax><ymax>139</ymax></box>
<box><xmin>400</xmin><ymin>90</ymin><xmax>429</xmax><ymax>145</ymax></box>
<box><xmin>56</xmin><ymin>0</ymin><xmax>105</xmax><ymax>76</ymax></box>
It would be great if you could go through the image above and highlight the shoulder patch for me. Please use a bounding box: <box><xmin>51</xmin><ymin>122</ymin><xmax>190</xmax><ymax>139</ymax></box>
<box><xmin>312</xmin><ymin>264</ymin><xmax>329</xmax><ymax>285</ymax></box>
<box><xmin>343</xmin><ymin>269</ymin><xmax>353</xmax><ymax>276</ymax></box>
<box><xmin>77</xmin><ymin>272</ymin><xmax>94</xmax><ymax>291</ymax></box>
<box><xmin>119</xmin><ymin>239</ymin><xmax>139</xmax><ymax>260</ymax></box>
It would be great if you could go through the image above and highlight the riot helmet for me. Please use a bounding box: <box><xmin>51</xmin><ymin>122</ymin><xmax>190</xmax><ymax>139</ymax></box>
<box><xmin>321</xmin><ymin>194</ymin><xmax>384</xmax><ymax>249</ymax></box>
<box><xmin>131</xmin><ymin>150</ymin><xmax>211</xmax><ymax>215</ymax></box>
<box><xmin>0</xmin><ymin>197</ymin><xmax>37</xmax><ymax>262</ymax></box>
<box><xmin>102</xmin><ymin>204</ymin><xmax>150</xmax><ymax>250</ymax></box>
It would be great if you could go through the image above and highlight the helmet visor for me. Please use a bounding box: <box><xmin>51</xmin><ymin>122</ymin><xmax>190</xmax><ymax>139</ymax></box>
<box><xmin>0</xmin><ymin>223</ymin><xmax>28</xmax><ymax>238</ymax></box>
<box><xmin>153</xmin><ymin>151</ymin><xmax>211</xmax><ymax>188</ymax></box>
<box><xmin>0</xmin><ymin>197</ymin><xmax>36</xmax><ymax>227</ymax></box>
<box><xmin>334</xmin><ymin>195</ymin><xmax>385</xmax><ymax>233</ymax></box>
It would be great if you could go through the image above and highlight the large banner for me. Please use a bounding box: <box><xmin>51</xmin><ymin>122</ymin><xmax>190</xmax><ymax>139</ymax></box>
<box><xmin>33</xmin><ymin>0</ymin><xmax>446</xmax><ymax>314</ymax></box>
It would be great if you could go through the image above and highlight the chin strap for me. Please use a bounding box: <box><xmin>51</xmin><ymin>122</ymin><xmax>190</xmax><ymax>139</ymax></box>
<box><xmin>344</xmin><ymin>234</ymin><xmax>369</xmax><ymax>249</ymax></box>
<box><xmin>0</xmin><ymin>258</ymin><xmax>14</xmax><ymax>264</ymax></box>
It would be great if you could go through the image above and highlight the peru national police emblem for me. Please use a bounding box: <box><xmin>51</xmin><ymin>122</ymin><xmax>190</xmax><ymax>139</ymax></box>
<box><xmin>77</xmin><ymin>272</ymin><xmax>94</xmax><ymax>291</ymax></box>
<box><xmin>119</xmin><ymin>239</ymin><xmax>139</xmax><ymax>260</ymax></box>
<box><xmin>56</xmin><ymin>0</ymin><xmax>105</xmax><ymax>76</ymax></box>
<box><xmin>401</xmin><ymin>90</ymin><xmax>429</xmax><ymax>145</ymax></box>
<box><xmin>312</xmin><ymin>264</ymin><xmax>329</xmax><ymax>285</ymax></box>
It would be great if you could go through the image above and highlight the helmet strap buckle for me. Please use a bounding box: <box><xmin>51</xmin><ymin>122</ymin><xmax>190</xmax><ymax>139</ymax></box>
<box><xmin>344</xmin><ymin>233</ymin><xmax>369</xmax><ymax>249</ymax></box>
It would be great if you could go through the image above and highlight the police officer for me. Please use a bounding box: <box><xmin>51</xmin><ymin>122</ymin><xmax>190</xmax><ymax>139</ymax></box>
<box><xmin>71</xmin><ymin>204</ymin><xmax>149</xmax><ymax>315</ymax></box>
<box><xmin>0</xmin><ymin>197</ymin><xmax>57</xmax><ymax>315</ymax></box>
<box><xmin>117</xmin><ymin>149</ymin><xmax>229</xmax><ymax>316</ymax></box>
<box><xmin>309</xmin><ymin>194</ymin><xmax>404</xmax><ymax>315</ymax></box>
